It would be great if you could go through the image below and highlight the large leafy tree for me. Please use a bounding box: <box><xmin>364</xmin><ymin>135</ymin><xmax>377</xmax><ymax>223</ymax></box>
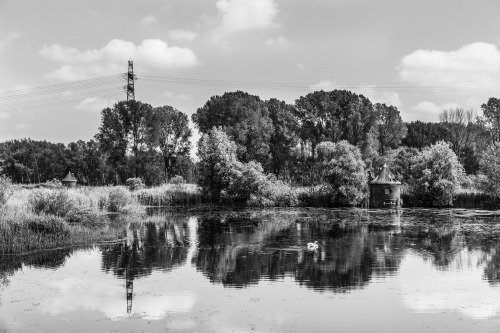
<box><xmin>402</xmin><ymin>121</ymin><xmax>446</xmax><ymax>149</ymax></box>
<box><xmin>315</xmin><ymin>140</ymin><xmax>367</xmax><ymax>206</ymax></box>
<box><xmin>375</xmin><ymin>103</ymin><xmax>407</xmax><ymax>155</ymax></box>
<box><xmin>148</xmin><ymin>105</ymin><xmax>192</xmax><ymax>182</ymax></box>
<box><xmin>438</xmin><ymin>107</ymin><xmax>474</xmax><ymax>159</ymax></box>
<box><xmin>478</xmin><ymin>142</ymin><xmax>500</xmax><ymax>198</ymax></box>
<box><xmin>265</xmin><ymin>98</ymin><xmax>298</xmax><ymax>177</ymax></box>
<box><xmin>410</xmin><ymin>141</ymin><xmax>465</xmax><ymax>207</ymax></box>
<box><xmin>294</xmin><ymin>90</ymin><xmax>377</xmax><ymax>160</ymax></box>
<box><xmin>192</xmin><ymin>91</ymin><xmax>273</xmax><ymax>167</ymax></box>
<box><xmin>95</xmin><ymin>100</ymin><xmax>153</xmax><ymax>183</ymax></box>
<box><xmin>481</xmin><ymin>97</ymin><xmax>500</xmax><ymax>143</ymax></box>
<box><xmin>197</xmin><ymin>127</ymin><xmax>239</xmax><ymax>203</ymax></box>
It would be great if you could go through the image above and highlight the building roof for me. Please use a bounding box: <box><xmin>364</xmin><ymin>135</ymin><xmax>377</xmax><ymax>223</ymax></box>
<box><xmin>370</xmin><ymin>164</ymin><xmax>401</xmax><ymax>184</ymax></box>
<box><xmin>62</xmin><ymin>172</ymin><xmax>77</xmax><ymax>182</ymax></box>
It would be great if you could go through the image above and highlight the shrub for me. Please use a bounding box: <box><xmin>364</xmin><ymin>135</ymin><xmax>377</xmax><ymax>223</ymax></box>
<box><xmin>316</xmin><ymin>140</ymin><xmax>367</xmax><ymax>206</ymax></box>
<box><xmin>197</xmin><ymin>127</ymin><xmax>239</xmax><ymax>203</ymax></box>
<box><xmin>409</xmin><ymin>141</ymin><xmax>465</xmax><ymax>207</ymax></box>
<box><xmin>170</xmin><ymin>175</ymin><xmax>185</xmax><ymax>185</ymax></box>
<box><xmin>107</xmin><ymin>187</ymin><xmax>132</xmax><ymax>212</ymax></box>
<box><xmin>29</xmin><ymin>190</ymin><xmax>74</xmax><ymax>217</ymax></box>
<box><xmin>0</xmin><ymin>175</ymin><xmax>13</xmax><ymax>206</ymax></box>
<box><xmin>125</xmin><ymin>178</ymin><xmax>145</xmax><ymax>191</ymax></box>
<box><xmin>478</xmin><ymin>142</ymin><xmax>500</xmax><ymax>198</ymax></box>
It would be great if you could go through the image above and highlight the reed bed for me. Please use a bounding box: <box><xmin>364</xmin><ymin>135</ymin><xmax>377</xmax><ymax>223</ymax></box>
<box><xmin>133</xmin><ymin>183</ymin><xmax>204</xmax><ymax>206</ymax></box>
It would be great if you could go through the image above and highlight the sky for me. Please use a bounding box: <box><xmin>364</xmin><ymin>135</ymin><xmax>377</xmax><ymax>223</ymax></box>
<box><xmin>1</xmin><ymin>0</ymin><xmax>500</xmax><ymax>144</ymax></box>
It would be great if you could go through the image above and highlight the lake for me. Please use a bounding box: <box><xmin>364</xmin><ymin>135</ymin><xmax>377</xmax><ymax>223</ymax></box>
<box><xmin>2</xmin><ymin>208</ymin><xmax>500</xmax><ymax>332</ymax></box>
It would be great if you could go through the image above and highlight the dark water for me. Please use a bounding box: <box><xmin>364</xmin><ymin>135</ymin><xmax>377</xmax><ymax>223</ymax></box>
<box><xmin>2</xmin><ymin>208</ymin><xmax>500</xmax><ymax>332</ymax></box>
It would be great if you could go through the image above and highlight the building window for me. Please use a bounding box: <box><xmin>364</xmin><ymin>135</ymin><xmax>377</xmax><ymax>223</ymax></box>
<box><xmin>384</xmin><ymin>188</ymin><xmax>391</xmax><ymax>195</ymax></box>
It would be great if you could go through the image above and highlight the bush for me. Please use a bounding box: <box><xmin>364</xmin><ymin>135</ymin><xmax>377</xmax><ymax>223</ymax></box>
<box><xmin>409</xmin><ymin>141</ymin><xmax>465</xmax><ymax>207</ymax></box>
<box><xmin>125</xmin><ymin>178</ymin><xmax>145</xmax><ymax>191</ymax></box>
<box><xmin>107</xmin><ymin>187</ymin><xmax>132</xmax><ymax>212</ymax></box>
<box><xmin>0</xmin><ymin>175</ymin><xmax>13</xmax><ymax>206</ymax></box>
<box><xmin>316</xmin><ymin>140</ymin><xmax>367</xmax><ymax>206</ymax></box>
<box><xmin>26</xmin><ymin>214</ymin><xmax>69</xmax><ymax>235</ymax></box>
<box><xmin>169</xmin><ymin>175</ymin><xmax>185</xmax><ymax>185</ymax></box>
<box><xmin>478</xmin><ymin>142</ymin><xmax>500</xmax><ymax>198</ymax></box>
<box><xmin>29</xmin><ymin>190</ymin><xmax>74</xmax><ymax>217</ymax></box>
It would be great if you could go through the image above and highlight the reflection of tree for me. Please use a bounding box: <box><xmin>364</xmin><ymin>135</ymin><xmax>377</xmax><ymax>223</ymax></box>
<box><xmin>194</xmin><ymin>210</ymin><xmax>405</xmax><ymax>291</ymax></box>
<box><xmin>100</xmin><ymin>215</ymin><xmax>191</xmax><ymax>313</ymax></box>
<box><xmin>0</xmin><ymin>249</ymin><xmax>73</xmax><ymax>289</ymax></box>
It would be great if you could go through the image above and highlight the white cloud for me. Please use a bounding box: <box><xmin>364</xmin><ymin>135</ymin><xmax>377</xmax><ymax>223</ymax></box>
<box><xmin>406</xmin><ymin>101</ymin><xmax>462</xmax><ymax>122</ymax></box>
<box><xmin>169</xmin><ymin>29</ymin><xmax>198</xmax><ymax>41</ymax></box>
<box><xmin>0</xmin><ymin>30</ymin><xmax>23</xmax><ymax>50</ymax></box>
<box><xmin>265</xmin><ymin>36</ymin><xmax>289</xmax><ymax>47</ymax></box>
<box><xmin>0</xmin><ymin>111</ymin><xmax>9</xmax><ymax>120</ymax></box>
<box><xmin>40</xmin><ymin>39</ymin><xmax>199</xmax><ymax>81</ymax></box>
<box><xmin>309</xmin><ymin>80</ymin><xmax>401</xmax><ymax>108</ymax></box>
<box><xmin>140</xmin><ymin>14</ymin><xmax>159</xmax><ymax>26</ymax></box>
<box><xmin>164</xmin><ymin>91</ymin><xmax>193</xmax><ymax>101</ymax></box>
<box><xmin>398</xmin><ymin>42</ymin><xmax>500</xmax><ymax>92</ymax></box>
<box><xmin>76</xmin><ymin>96</ymin><xmax>115</xmax><ymax>112</ymax></box>
<box><xmin>212</xmin><ymin>0</ymin><xmax>279</xmax><ymax>40</ymax></box>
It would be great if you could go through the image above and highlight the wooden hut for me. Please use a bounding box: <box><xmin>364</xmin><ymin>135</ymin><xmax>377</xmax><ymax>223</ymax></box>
<box><xmin>369</xmin><ymin>164</ymin><xmax>401</xmax><ymax>208</ymax></box>
<box><xmin>62</xmin><ymin>172</ymin><xmax>77</xmax><ymax>188</ymax></box>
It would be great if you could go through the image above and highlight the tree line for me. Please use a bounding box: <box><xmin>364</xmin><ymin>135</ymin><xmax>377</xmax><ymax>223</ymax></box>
<box><xmin>1</xmin><ymin>91</ymin><xmax>500</xmax><ymax>204</ymax></box>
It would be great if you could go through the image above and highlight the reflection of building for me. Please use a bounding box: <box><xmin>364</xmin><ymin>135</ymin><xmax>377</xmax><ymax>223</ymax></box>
<box><xmin>369</xmin><ymin>164</ymin><xmax>401</xmax><ymax>208</ymax></box>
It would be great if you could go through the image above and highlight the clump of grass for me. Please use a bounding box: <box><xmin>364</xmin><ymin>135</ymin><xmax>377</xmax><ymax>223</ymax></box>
<box><xmin>0</xmin><ymin>175</ymin><xmax>13</xmax><ymax>206</ymax></box>
<box><xmin>107</xmin><ymin>186</ymin><xmax>132</xmax><ymax>212</ymax></box>
<box><xmin>134</xmin><ymin>183</ymin><xmax>204</xmax><ymax>206</ymax></box>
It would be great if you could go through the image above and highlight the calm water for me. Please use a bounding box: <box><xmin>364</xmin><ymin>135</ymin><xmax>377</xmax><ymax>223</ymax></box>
<box><xmin>2</xmin><ymin>208</ymin><xmax>500</xmax><ymax>332</ymax></box>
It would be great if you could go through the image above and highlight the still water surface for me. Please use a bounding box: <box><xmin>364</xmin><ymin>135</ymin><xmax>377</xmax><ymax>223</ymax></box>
<box><xmin>2</xmin><ymin>208</ymin><xmax>500</xmax><ymax>332</ymax></box>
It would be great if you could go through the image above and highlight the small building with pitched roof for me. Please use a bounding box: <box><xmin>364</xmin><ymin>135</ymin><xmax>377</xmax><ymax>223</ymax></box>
<box><xmin>369</xmin><ymin>164</ymin><xmax>401</xmax><ymax>208</ymax></box>
<box><xmin>62</xmin><ymin>172</ymin><xmax>77</xmax><ymax>188</ymax></box>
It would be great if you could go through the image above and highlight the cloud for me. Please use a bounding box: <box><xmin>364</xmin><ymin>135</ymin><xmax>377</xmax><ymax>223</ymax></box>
<box><xmin>169</xmin><ymin>29</ymin><xmax>198</xmax><ymax>41</ymax></box>
<box><xmin>140</xmin><ymin>14</ymin><xmax>159</xmax><ymax>26</ymax></box>
<box><xmin>76</xmin><ymin>96</ymin><xmax>115</xmax><ymax>112</ymax></box>
<box><xmin>398</xmin><ymin>42</ymin><xmax>500</xmax><ymax>92</ymax></box>
<box><xmin>164</xmin><ymin>91</ymin><xmax>193</xmax><ymax>101</ymax></box>
<box><xmin>406</xmin><ymin>101</ymin><xmax>462</xmax><ymax>122</ymax></box>
<box><xmin>265</xmin><ymin>36</ymin><xmax>290</xmax><ymax>47</ymax></box>
<box><xmin>0</xmin><ymin>30</ymin><xmax>23</xmax><ymax>50</ymax></box>
<box><xmin>40</xmin><ymin>39</ymin><xmax>199</xmax><ymax>81</ymax></box>
<box><xmin>212</xmin><ymin>0</ymin><xmax>279</xmax><ymax>40</ymax></box>
<box><xmin>309</xmin><ymin>80</ymin><xmax>401</xmax><ymax>108</ymax></box>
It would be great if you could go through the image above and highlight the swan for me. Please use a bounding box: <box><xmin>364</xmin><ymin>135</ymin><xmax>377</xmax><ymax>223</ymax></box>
<box><xmin>307</xmin><ymin>241</ymin><xmax>319</xmax><ymax>250</ymax></box>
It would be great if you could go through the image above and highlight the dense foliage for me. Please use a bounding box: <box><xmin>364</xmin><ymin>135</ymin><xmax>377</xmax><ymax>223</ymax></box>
<box><xmin>2</xmin><ymin>89</ymin><xmax>500</xmax><ymax>208</ymax></box>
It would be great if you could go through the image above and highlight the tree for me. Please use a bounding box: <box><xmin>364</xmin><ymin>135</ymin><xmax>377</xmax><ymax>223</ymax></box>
<box><xmin>481</xmin><ymin>97</ymin><xmax>500</xmax><ymax>142</ymax></box>
<box><xmin>410</xmin><ymin>141</ymin><xmax>465</xmax><ymax>207</ymax></box>
<box><xmin>95</xmin><ymin>100</ymin><xmax>153</xmax><ymax>183</ymax></box>
<box><xmin>294</xmin><ymin>90</ymin><xmax>377</xmax><ymax>160</ymax></box>
<box><xmin>375</xmin><ymin>103</ymin><xmax>407</xmax><ymax>155</ymax></box>
<box><xmin>438</xmin><ymin>107</ymin><xmax>474</xmax><ymax>159</ymax></box>
<box><xmin>265</xmin><ymin>98</ymin><xmax>298</xmax><ymax>177</ymax></box>
<box><xmin>192</xmin><ymin>91</ymin><xmax>273</xmax><ymax>167</ymax></box>
<box><xmin>478</xmin><ymin>142</ymin><xmax>500</xmax><ymax>198</ymax></box>
<box><xmin>148</xmin><ymin>105</ymin><xmax>192</xmax><ymax>182</ymax></box>
<box><xmin>402</xmin><ymin>121</ymin><xmax>446</xmax><ymax>149</ymax></box>
<box><xmin>197</xmin><ymin>127</ymin><xmax>239</xmax><ymax>203</ymax></box>
<box><xmin>316</xmin><ymin>140</ymin><xmax>367</xmax><ymax>206</ymax></box>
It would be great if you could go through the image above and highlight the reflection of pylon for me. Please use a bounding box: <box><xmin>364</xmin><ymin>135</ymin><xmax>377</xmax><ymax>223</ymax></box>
<box><xmin>126</xmin><ymin>268</ymin><xmax>133</xmax><ymax>314</ymax></box>
<box><xmin>126</xmin><ymin>60</ymin><xmax>135</xmax><ymax>102</ymax></box>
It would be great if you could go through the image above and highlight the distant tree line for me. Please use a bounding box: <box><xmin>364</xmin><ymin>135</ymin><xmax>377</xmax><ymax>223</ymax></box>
<box><xmin>2</xmin><ymin>91</ymin><xmax>500</xmax><ymax>207</ymax></box>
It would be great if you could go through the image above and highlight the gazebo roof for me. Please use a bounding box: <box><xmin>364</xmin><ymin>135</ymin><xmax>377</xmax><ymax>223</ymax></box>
<box><xmin>370</xmin><ymin>164</ymin><xmax>401</xmax><ymax>184</ymax></box>
<box><xmin>62</xmin><ymin>172</ymin><xmax>77</xmax><ymax>182</ymax></box>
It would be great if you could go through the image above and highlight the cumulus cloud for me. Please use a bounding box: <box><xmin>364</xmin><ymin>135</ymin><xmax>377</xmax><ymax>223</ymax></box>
<box><xmin>265</xmin><ymin>36</ymin><xmax>290</xmax><ymax>47</ymax></box>
<box><xmin>40</xmin><ymin>39</ymin><xmax>199</xmax><ymax>81</ymax></box>
<box><xmin>212</xmin><ymin>0</ymin><xmax>279</xmax><ymax>40</ymax></box>
<box><xmin>0</xmin><ymin>30</ymin><xmax>23</xmax><ymax>50</ymax></box>
<box><xmin>140</xmin><ymin>14</ymin><xmax>159</xmax><ymax>26</ymax></box>
<box><xmin>169</xmin><ymin>29</ymin><xmax>198</xmax><ymax>41</ymax></box>
<box><xmin>309</xmin><ymin>80</ymin><xmax>401</xmax><ymax>108</ymax></box>
<box><xmin>76</xmin><ymin>96</ymin><xmax>115</xmax><ymax>112</ymax></box>
<box><xmin>398</xmin><ymin>42</ymin><xmax>500</xmax><ymax>92</ymax></box>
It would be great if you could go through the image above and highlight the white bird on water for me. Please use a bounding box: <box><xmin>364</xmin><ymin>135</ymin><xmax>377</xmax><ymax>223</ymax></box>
<box><xmin>307</xmin><ymin>241</ymin><xmax>319</xmax><ymax>250</ymax></box>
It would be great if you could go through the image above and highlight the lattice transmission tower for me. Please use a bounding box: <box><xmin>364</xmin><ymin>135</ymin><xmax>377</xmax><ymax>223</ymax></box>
<box><xmin>126</xmin><ymin>60</ymin><xmax>136</xmax><ymax>101</ymax></box>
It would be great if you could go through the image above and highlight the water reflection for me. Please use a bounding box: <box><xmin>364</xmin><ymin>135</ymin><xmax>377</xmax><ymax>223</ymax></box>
<box><xmin>3</xmin><ymin>208</ymin><xmax>500</xmax><ymax>326</ymax></box>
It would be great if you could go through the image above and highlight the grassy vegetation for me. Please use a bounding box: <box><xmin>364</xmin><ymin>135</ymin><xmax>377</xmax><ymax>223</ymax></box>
<box><xmin>134</xmin><ymin>183</ymin><xmax>204</xmax><ymax>206</ymax></box>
